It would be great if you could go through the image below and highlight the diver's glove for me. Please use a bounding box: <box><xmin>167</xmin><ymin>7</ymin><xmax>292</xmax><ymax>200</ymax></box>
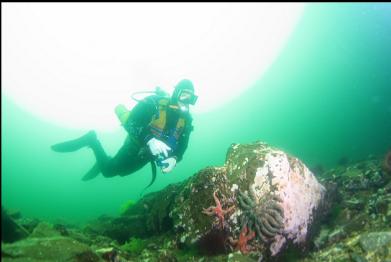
<box><xmin>147</xmin><ymin>138</ymin><xmax>171</xmax><ymax>158</ymax></box>
<box><xmin>161</xmin><ymin>157</ymin><xmax>177</xmax><ymax>173</ymax></box>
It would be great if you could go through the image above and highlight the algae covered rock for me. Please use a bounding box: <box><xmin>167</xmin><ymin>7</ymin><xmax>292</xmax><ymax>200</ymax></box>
<box><xmin>301</xmin><ymin>154</ymin><xmax>391</xmax><ymax>262</ymax></box>
<box><xmin>170</xmin><ymin>141</ymin><xmax>327</xmax><ymax>257</ymax></box>
<box><xmin>302</xmin><ymin>231</ymin><xmax>391</xmax><ymax>262</ymax></box>
<box><xmin>85</xmin><ymin>182</ymin><xmax>184</xmax><ymax>244</ymax></box>
<box><xmin>1</xmin><ymin>236</ymin><xmax>103</xmax><ymax>262</ymax></box>
<box><xmin>1</xmin><ymin>206</ymin><xmax>29</xmax><ymax>243</ymax></box>
<box><xmin>359</xmin><ymin>231</ymin><xmax>391</xmax><ymax>253</ymax></box>
<box><xmin>170</xmin><ymin>166</ymin><xmax>230</xmax><ymax>247</ymax></box>
<box><xmin>84</xmin><ymin>214</ymin><xmax>142</xmax><ymax>244</ymax></box>
<box><xmin>1</xmin><ymin>219</ymin><xmax>105</xmax><ymax>262</ymax></box>
<box><xmin>29</xmin><ymin>222</ymin><xmax>63</xmax><ymax>238</ymax></box>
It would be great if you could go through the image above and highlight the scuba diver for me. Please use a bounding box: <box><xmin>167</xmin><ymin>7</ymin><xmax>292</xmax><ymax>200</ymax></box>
<box><xmin>51</xmin><ymin>79</ymin><xmax>197</xmax><ymax>192</ymax></box>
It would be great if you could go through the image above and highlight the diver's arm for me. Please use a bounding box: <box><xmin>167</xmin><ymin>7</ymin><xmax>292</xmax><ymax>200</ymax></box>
<box><xmin>173</xmin><ymin>117</ymin><xmax>194</xmax><ymax>163</ymax></box>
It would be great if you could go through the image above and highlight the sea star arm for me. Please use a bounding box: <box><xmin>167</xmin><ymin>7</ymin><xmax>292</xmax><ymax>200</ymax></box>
<box><xmin>202</xmin><ymin>207</ymin><xmax>215</xmax><ymax>216</ymax></box>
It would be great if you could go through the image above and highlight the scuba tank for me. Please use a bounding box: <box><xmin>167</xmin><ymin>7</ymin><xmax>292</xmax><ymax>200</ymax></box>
<box><xmin>114</xmin><ymin>86</ymin><xmax>170</xmax><ymax>126</ymax></box>
<box><xmin>114</xmin><ymin>104</ymin><xmax>130</xmax><ymax>126</ymax></box>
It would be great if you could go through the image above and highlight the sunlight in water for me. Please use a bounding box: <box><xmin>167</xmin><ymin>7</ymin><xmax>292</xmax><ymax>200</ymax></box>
<box><xmin>3</xmin><ymin>3</ymin><xmax>304</xmax><ymax>131</ymax></box>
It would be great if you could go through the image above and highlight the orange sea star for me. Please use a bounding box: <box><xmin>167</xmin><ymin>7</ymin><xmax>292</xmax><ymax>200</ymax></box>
<box><xmin>202</xmin><ymin>190</ymin><xmax>235</xmax><ymax>229</ymax></box>
<box><xmin>229</xmin><ymin>225</ymin><xmax>256</xmax><ymax>254</ymax></box>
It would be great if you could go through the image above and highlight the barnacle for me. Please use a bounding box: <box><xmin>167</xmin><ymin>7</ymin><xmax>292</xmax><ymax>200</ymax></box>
<box><xmin>237</xmin><ymin>186</ymin><xmax>284</xmax><ymax>243</ymax></box>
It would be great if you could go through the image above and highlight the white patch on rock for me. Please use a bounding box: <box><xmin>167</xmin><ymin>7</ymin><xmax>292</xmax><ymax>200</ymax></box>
<box><xmin>251</xmin><ymin>150</ymin><xmax>326</xmax><ymax>255</ymax></box>
<box><xmin>180</xmin><ymin>235</ymin><xmax>186</xmax><ymax>243</ymax></box>
<box><xmin>231</xmin><ymin>184</ymin><xmax>239</xmax><ymax>192</ymax></box>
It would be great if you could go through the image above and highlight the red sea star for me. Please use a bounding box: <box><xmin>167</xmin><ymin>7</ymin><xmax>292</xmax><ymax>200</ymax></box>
<box><xmin>202</xmin><ymin>190</ymin><xmax>235</xmax><ymax>229</ymax></box>
<box><xmin>229</xmin><ymin>226</ymin><xmax>256</xmax><ymax>254</ymax></box>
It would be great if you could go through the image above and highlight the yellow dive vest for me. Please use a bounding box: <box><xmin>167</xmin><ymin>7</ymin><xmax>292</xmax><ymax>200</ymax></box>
<box><xmin>115</xmin><ymin>97</ymin><xmax>187</xmax><ymax>149</ymax></box>
<box><xmin>149</xmin><ymin>98</ymin><xmax>186</xmax><ymax>150</ymax></box>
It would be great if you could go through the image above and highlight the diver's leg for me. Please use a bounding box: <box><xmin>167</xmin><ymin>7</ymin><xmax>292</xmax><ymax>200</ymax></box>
<box><xmin>54</xmin><ymin>130</ymin><xmax>113</xmax><ymax>172</ymax></box>
<box><xmin>88</xmin><ymin>136</ymin><xmax>111</xmax><ymax>169</ymax></box>
<box><xmin>51</xmin><ymin>131</ymin><xmax>149</xmax><ymax>180</ymax></box>
<box><xmin>115</xmin><ymin>151</ymin><xmax>151</xmax><ymax>177</ymax></box>
<box><xmin>51</xmin><ymin>131</ymin><xmax>112</xmax><ymax>181</ymax></box>
<box><xmin>99</xmin><ymin>138</ymin><xmax>151</xmax><ymax>178</ymax></box>
<box><xmin>81</xmin><ymin>163</ymin><xmax>100</xmax><ymax>181</ymax></box>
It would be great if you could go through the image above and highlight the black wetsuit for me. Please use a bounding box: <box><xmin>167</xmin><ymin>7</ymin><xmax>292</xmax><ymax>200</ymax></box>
<box><xmin>89</xmin><ymin>95</ymin><xmax>193</xmax><ymax>178</ymax></box>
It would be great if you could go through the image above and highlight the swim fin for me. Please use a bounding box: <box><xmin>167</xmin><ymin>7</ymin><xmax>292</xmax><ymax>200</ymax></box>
<box><xmin>51</xmin><ymin>131</ymin><xmax>97</xmax><ymax>152</ymax></box>
<box><xmin>82</xmin><ymin>163</ymin><xmax>100</xmax><ymax>181</ymax></box>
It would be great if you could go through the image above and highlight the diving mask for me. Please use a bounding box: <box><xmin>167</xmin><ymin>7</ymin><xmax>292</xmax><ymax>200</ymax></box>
<box><xmin>177</xmin><ymin>89</ymin><xmax>198</xmax><ymax>105</ymax></box>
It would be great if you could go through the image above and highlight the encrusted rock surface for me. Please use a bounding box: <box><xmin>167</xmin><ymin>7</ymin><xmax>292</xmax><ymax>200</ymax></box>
<box><xmin>171</xmin><ymin>141</ymin><xmax>327</xmax><ymax>257</ymax></box>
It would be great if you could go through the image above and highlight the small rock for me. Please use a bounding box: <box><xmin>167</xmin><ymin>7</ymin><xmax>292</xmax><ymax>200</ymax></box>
<box><xmin>313</xmin><ymin>228</ymin><xmax>330</xmax><ymax>249</ymax></box>
<box><xmin>345</xmin><ymin>198</ymin><xmax>365</xmax><ymax>210</ymax></box>
<box><xmin>344</xmin><ymin>213</ymin><xmax>367</xmax><ymax>234</ymax></box>
<box><xmin>328</xmin><ymin>228</ymin><xmax>346</xmax><ymax>244</ymax></box>
<box><xmin>1</xmin><ymin>236</ymin><xmax>101</xmax><ymax>262</ymax></box>
<box><xmin>350</xmin><ymin>252</ymin><xmax>368</xmax><ymax>262</ymax></box>
<box><xmin>29</xmin><ymin>222</ymin><xmax>62</xmax><ymax>238</ymax></box>
<box><xmin>359</xmin><ymin>232</ymin><xmax>391</xmax><ymax>253</ymax></box>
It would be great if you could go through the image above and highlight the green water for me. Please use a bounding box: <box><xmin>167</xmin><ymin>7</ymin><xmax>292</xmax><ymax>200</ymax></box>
<box><xmin>2</xmin><ymin>3</ymin><xmax>391</xmax><ymax>224</ymax></box>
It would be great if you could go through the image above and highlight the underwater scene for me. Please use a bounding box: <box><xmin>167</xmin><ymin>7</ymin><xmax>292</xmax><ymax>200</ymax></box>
<box><xmin>2</xmin><ymin>3</ymin><xmax>391</xmax><ymax>262</ymax></box>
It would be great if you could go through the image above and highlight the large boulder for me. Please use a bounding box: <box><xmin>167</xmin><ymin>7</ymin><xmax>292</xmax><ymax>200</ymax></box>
<box><xmin>171</xmin><ymin>141</ymin><xmax>327</xmax><ymax>257</ymax></box>
<box><xmin>84</xmin><ymin>141</ymin><xmax>327</xmax><ymax>258</ymax></box>
<box><xmin>227</xmin><ymin>142</ymin><xmax>326</xmax><ymax>255</ymax></box>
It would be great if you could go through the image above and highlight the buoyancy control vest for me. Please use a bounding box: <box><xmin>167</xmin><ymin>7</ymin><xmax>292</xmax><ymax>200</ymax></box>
<box><xmin>149</xmin><ymin>97</ymin><xmax>187</xmax><ymax>152</ymax></box>
<box><xmin>115</xmin><ymin>96</ymin><xmax>188</xmax><ymax>150</ymax></box>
